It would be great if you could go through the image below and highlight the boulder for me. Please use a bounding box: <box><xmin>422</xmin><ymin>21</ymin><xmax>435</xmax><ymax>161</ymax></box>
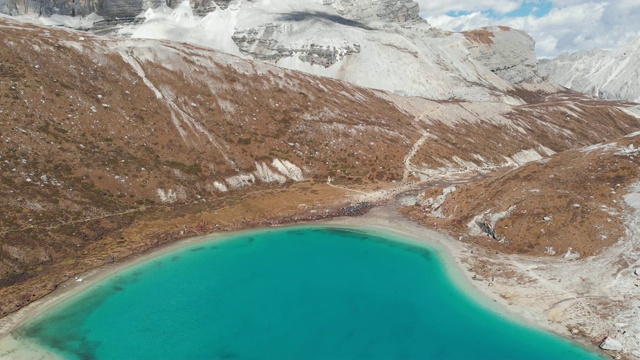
<box><xmin>600</xmin><ymin>337</ymin><xmax>624</xmax><ymax>352</ymax></box>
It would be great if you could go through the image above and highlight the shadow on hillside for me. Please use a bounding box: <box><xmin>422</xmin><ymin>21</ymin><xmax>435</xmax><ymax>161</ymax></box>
<box><xmin>277</xmin><ymin>11</ymin><xmax>372</xmax><ymax>30</ymax></box>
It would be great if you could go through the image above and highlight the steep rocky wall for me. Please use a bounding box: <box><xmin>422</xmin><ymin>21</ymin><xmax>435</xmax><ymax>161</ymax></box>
<box><xmin>0</xmin><ymin>0</ymin><xmax>165</xmax><ymax>17</ymax></box>
<box><xmin>0</xmin><ymin>0</ymin><xmax>421</xmax><ymax>20</ymax></box>
<box><xmin>464</xmin><ymin>26</ymin><xmax>548</xmax><ymax>85</ymax></box>
<box><xmin>1</xmin><ymin>0</ymin><xmax>554</xmax><ymax>103</ymax></box>
<box><xmin>325</xmin><ymin>0</ymin><xmax>421</xmax><ymax>22</ymax></box>
<box><xmin>0</xmin><ymin>0</ymin><xmax>231</xmax><ymax>17</ymax></box>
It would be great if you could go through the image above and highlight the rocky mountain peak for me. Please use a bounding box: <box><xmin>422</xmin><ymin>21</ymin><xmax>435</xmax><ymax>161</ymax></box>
<box><xmin>0</xmin><ymin>0</ymin><xmax>553</xmax><ymax>102</ymax></box>
<box><xmin>323</xmin><ymin>0</ymin><xmax>421</xmax><ymax>23</ymax></box>
<box><xmin>464</xmin><ymin>26</ymin><xmax>548</xmax><ymax>85</ymax></box>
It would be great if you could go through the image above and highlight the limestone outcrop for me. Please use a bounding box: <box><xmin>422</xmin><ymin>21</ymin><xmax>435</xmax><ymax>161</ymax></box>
<box><xmin>0</xmin><ymin>0</ymin><xmax>164</xmax><ymax>17</ymax></box>
<box><xmin>464</xmin><ymin>26</ymin><xmax>548</xmax><ymax>85</ymax></box>
<box><xmin>324</xmin><ymin>0</ymin><xmax>421</xmax><ymax>23</ymax></box>
<box><xmin>600</xmin><ymin>337</ymin><xmax>624</xmax><ymax>352</ymax></box>
<box><xmin>0</xmin><ymin>0</ymin><xmax>236</xmax><ymax>17</ymax></box>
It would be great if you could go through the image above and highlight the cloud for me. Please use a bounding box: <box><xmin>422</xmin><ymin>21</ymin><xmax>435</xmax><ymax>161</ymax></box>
<box><xmin>418</xmin><ymin>1</ymin><xmax>640</xmax><ymax>58</ymax></box>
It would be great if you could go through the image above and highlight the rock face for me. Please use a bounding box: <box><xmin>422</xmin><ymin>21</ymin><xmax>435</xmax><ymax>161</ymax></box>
<box><xmin>231</xmin><ymin>26</ymin><xmax>362</xmax><ymax>66</ymax></box>
<box><xmin>464</xmin><ymin>26</ymin><xmax>548</xmax><ymax>85</ymax></box>
<box><xmin>98</xmin><ymin>0</ymin><xmax>166</xmax><ymax>18</ymax></box>
<box><xmin>541</xmin><ymin>38</ymin><xmax>640</xmax><ymax>102</ymax></box>
<box><xmin>0</xmin><ymin>0</ymin><xmax>162</xmax><ymax>17</ymax></box>
<box><xmin>0</xmin><ymin>0</ymin><xmax>231</xmax><ymax>17</ymax></box>
<box><xmin>325</xmin><ymin>0</ymin><xmax>421</xmax><ymax>23</ymax></box>
<box><xmin>0</xmin><ymin>0</ymin><xmax>418</xmax><ymax>19</ymax></box>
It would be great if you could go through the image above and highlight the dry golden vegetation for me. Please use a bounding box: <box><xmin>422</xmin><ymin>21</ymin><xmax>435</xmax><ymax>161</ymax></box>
<box><xmin>462</xmin><ymin>28</ymin><xmax>497</xmax><ymax>45</ymax></box>
<box><xmin>409</xmin><ymin>91</ymin><xmax>639</xmax><ymax>173</ymax></box>
<box><xmin>0</xmin><ymin>18</ymin><xmax>416</xmax><ymax>314</ymax></box>
<box><xmin>404</xmin><ymin>133</ymin><xmax>640</xmax><ymax>257</ymax></box>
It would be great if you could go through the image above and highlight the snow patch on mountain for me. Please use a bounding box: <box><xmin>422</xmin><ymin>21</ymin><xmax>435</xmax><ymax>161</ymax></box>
<box><xmin>625</xmin><ymin>183</ymin><xmax>640</xmax><ymax>210</ymax></box>
<box><xmin>621</xmin><ymin>105</ymin><xmax>640</xmax><ymax>119</ymax></box>
<box><xmin>222</xmin><ymin>159</ymin><xmax>303</xmax><ymax>191</ymax></box>
<box><xmin>157</xmin><ymin>187</ymin><xmax>187</xmax><ymax>203</ymax></box>
<box><xmin>212</xmin><ymin>181</ymin><xmax>228</xmax><ymax>193</ymax></box>
<box><xmin>510</xmin><ymin>148</ymin><xmax>543</xmax><ymax>164</ymax></box>
<box><xmin>118</xmin><ymin>2</ymin><xmax>244</xmax><ymax>57</ymax></box>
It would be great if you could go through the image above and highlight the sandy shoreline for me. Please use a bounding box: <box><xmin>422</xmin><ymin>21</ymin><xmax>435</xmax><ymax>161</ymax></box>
<box><xmin>0</xmin><ymin>205</ymin><xmax>605</xmax><ymax>359</ymax></box>
<box><xmin>0</xmin><ymin>227</ymin><xmax>268</xmax><ymax>359</ymax></box>
<box><xmin>329</xmin><ymin>207</ymin><xmax>581</xmax><ymax>338</ymax></box>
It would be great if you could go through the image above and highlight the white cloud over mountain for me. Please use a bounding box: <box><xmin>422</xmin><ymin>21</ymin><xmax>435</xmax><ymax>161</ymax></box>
<box><xmin>419</xmin><ymin>1</ymin><xmax>640</xmax><ymax>58</ymax></box>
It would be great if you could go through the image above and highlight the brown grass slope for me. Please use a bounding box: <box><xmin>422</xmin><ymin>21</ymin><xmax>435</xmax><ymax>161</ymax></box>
<box><xmin>0</xmin><ymin>18</ymin><xmax>419</xmax><ymax>313</ymax></box>
<box><xmin>406</xmin><ymin>91</ymin><xmax>640</xmax><ymax>175</ymax></box>
<box><xmin>404</xmin><ymin>132</ymin><xmax>640</xmax><ymax>257</ymax></box>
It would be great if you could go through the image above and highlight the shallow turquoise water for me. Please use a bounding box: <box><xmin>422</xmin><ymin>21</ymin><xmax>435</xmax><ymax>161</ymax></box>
<box><xmin>21</xmin><ymin>226</ymin><xmax>603</xmax><ymax>359</ymax></box>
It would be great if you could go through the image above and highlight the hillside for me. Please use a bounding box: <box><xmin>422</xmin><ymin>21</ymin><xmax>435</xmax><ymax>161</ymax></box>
<box><xmin>541</xmin><ymin>38</ymin><xmax>640</xmax><ymax>102</ymax></box>
<box><xmin>403</xmin><ymin>129</ymin><xmax>640</xmax><ymax>257</ymax></box>
<box><xmin>402</xmin><ymin>130</ymin><xmax>640</xmax><ymax>356</ymax></box>
<box><xmin>1</xmin><ymin>16</ymin><xmax>640</xmax><ymax>318</ymax></box>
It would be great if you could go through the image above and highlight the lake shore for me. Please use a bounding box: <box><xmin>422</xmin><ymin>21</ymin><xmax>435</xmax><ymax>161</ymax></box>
<box><xmin>0</xmin><ymin>203</ymin><xmax>606</xmax><ymax>359</ymax></box>
<box><xmin>0</xmin><ymin>229</ymin><xmax>242</xmax><ymax>359</ymax></box>
<box><xmin>326</xmin><ymin>206</ymin><xmax>586</xmax><ymax>339</ymax></box>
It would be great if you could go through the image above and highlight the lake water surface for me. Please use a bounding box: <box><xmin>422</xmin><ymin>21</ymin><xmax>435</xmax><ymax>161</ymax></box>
<box><xmin>20</xmin><ymin>226</ymin><xmax>603</xmax><ymax>359</ymax></box>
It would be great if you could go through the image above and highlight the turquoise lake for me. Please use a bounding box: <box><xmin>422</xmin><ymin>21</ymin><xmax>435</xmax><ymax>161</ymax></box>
<box><xmin>20</xmin><ymin>226</ymin><xmax>603</xmax><ymax>359</ymax></box>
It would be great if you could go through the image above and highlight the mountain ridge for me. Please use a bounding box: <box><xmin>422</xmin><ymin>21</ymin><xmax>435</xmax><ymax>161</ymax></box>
<box><xmin>2</xmin><ymin>0</ymin><xmax>556</xmax><ymax>102</ymax></box>
<box><xmin>542</xmin><ymin>38</ymin><xmax>640</xmax><ymax>103</ymax></box>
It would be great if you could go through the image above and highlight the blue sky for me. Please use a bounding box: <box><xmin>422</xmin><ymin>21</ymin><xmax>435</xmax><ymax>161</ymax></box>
<box><xmin>502</xmin><ymin>1</ymin><xmax>553</xmax><ymax>17</ymax></box>
<box><xmin>417</xmin><ymin>0</ymin><xmax>640</xmax><ymax>58</ymax></box>
<box><xmin>446</xmin><ymin>1</ymin><xmax>553</xmax><ymax>19</ymax></box>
